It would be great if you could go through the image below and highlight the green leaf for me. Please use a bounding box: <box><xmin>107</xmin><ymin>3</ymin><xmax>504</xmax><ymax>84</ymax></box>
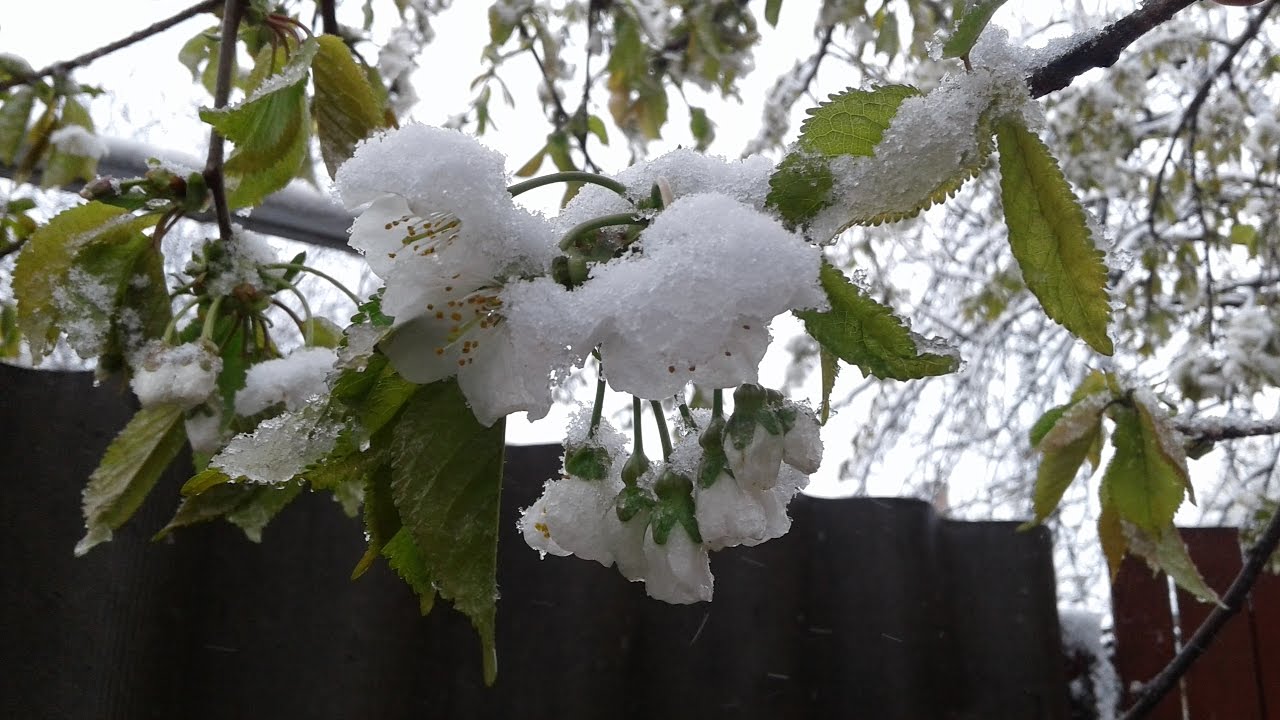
<box><xmin>689</xmin><ymin>106</ymin><xmax>714</xmax><ymax>151</ymax></box>
<box><xmin>1101</xmin><ymin>404</ymin><xmax>1188</xmax><ymax>533</ymax></box>
<box><xmin>764</xmin><ymin>0</ymin><xmax>783</xmax><ymax>27</ymax></box>
<box><xmin>586</xmin><ymin>114</ymin><xmax>609</xmax><ymax>145</ymax></box>
<box><xmin>1024</xmin><ymin>395</ymin><xmax>1107</xmax><ymax>526</ymax></box>
<box><xmin>0</xmin><ymin>87</ymin><xmax>36</xmax><ymax>164</ymax></box>
<box><xmin>996</xmin><ymin>118</ymin><xmax>1113</xmax><ymax>355</ymax></box>
<box><xmin>1097</xmin><ymin>500</ymin><xmax>1126</xmax><ymax>581</ymax></box>
<box><xmin>312</xmin><ymin>35</ymin><xmax>390</xmax><ymax>178</ymax></box>
<box><xmin>200</xmin><ymin>38</ymin><xmax>318</xmax><ymax>208</ymax></box>
<box><xmin>765</xmin><ymin>85</ymin><xmax>919</xmax><ymax>230</ymax></box>
<box><xmin>1028</xmin><ymin>402</ymin><xmax>1072</xmax><ymax>448</ymax></box>
<box><xmin>97</xmin><ymin>235</ymin><xmax>172</xmax><ymax>376</ymax></box>
<box><xmin>226</xmin><ymin>479</ymin><xmax>303</xmax><ymax>541</ymax></box>
<box><xmin>514</xmin><ymin>144</ymin><xmax>547</xmax><ymax>178</ymax></box>
<box><xmin>1126</xmin><ymin>524</ymin><xmax>1220</xmax><ymax>605</ymax></box>
<box><xmin>177</xmin><ymin>29</ymin><xmax>216</xmax><ymax>81</ymax></box>
<box><xmin>77</xmin><ymin>404</ymin><xmax>187</xmax><ymax>555</ymax></box>
<box><xmin>12</xmin><ymin>202</ymin><xmax>161</xmax><ymax>362</ymax></box>
<box><xmin>818</xmin><ymin>347</ymin><xmax>839</xmax><ymax>425</ymax></box>
<box><xmin>941</xmin><ymin>0</ymin><xmax>1009</xmax><ymax>59</ymax></box>
<box><xmin>382</xmin><ymin>527</ymin><xmax>437</xmax><ymax>615</ymax></box>
<box><xmin>389</xmin><ymin>380</ymin><xmax>505</xmax><ymax>685</ymax></box>
<box><xmin>796</xmin><ymin>262</ymin><xmax>960</xmax><ymax>381</ymax></box>
<box><xmin>182</xmin><ymin>467</ymin><xmax>233</xmax><ymax>496</ymax></box>
<box><xmin>353</xmin><ymin>465</ymin><xmax>400</xmax><ymax>579</ymax></box>
<box><xmin>875</xmin><ymin>11</ymin><xmax>900</xmax><ymax>59</ymax></box>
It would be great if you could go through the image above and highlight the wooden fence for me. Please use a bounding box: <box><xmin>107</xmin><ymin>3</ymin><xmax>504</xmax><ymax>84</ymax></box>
<box><xmin>1112</xmin><ymin>528</ymin><xmax>1280</xmax><ymax>719</ymax></box>
<box><xmin>1</xmin><ymin>364</ymin><xmax>1073</xmax><ymax>718</ymax></box>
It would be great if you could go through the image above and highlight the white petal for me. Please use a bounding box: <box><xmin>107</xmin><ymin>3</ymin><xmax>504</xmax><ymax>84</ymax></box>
<box><xmin>724</xmin><ymin>425</ymin><xmax>785</xmax><ymax>491</ymax></box>
<box><xmin>457</xmin><ymin>323</ymin><xmax>554</xmax><ymax>426</ymax></box>
<box><xmin>527</xmin><ymin>477</ymin><xmax>620</xmax><ymax>566</ymax></box>
<box><xmin>694</xmin><ymin>472</ymin><xmax>769</xmax><ymax>550</ymax></box>
<box><xmin>641</xmin><ymin>526</ymin><xmax>713</xmax><ymax>604</ymax></box>
<box><xmin>741</xmin><ymin>463</ymin><xmax>810</xmax><ymax>547</ymax></box>
<box><xmin>517</xmin><ymin>493</ymin><xmax>570</xmax><ymax>558</ymax></box>
<box><xmin>782</xmin><ymin>403</ymin><xmax>824</xmax><ymax>474</ymax></box>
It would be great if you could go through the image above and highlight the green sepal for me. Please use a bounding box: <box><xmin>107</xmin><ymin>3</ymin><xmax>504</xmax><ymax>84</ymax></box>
<box><xmin>650</xmin><ymin>470</ymin><xmax>701</xmax><ymax>545</ymax></box>
<box><xmin>615</xmin><ymin>485</ymin><xmax>656</xmax><ymax>522</ymax></box>
<box><xmin>78</xmin><ymin>404</ymin><xmax>187</xmax><ymax>555</ymax></box>
<box><xmin>796</xmin><ymin>262</ymin><xmax>960</xmax><ymax>381</ymax></box>
<box><xmin>996</xmin><ymin>117</ymin><xmax>1113</xmax><ymax>355</ymax></box>
<box><xmin>564</xmin><ymin>444</ymin><xmax>611</xmax><ymax>481</ymax></box>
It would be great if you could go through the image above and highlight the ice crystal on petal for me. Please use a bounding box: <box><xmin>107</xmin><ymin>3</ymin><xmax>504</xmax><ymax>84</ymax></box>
<box><xmin>211</xmin><ymin>404</ymin><xmax>340</xmax><ymax>485</ymax></box>
<box><xmin>641</xmin><ymin>524</ymin><xmax>713</xmax><ymax>604</ymax></box>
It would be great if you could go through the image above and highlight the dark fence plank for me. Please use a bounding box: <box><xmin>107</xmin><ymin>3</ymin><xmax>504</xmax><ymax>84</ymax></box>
<box><xmin>1176</xmin><ymin>528</ymin><xmax>1265</xmax><ymax>720</ymax></box>
<box><xmin>1111</xmin><ymin>555</ymin><xmax>1182</xmax><ymax>719</ymax></box>
<box><xmin>1</xmin><ymin>365</ymin><xmax>1068</xmax><ymax>719</ymax></box>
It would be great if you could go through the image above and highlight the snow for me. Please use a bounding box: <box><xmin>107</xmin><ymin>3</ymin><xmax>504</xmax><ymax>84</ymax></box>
<box><xmin>211</xmin><ymin>404</ymin><xmax>340</xmax><ymax>485</ymax></box>
<box><xmin>807</xmin><ymin>28</ymin><xmax>1038</xmax><ymax>241</ymax></box>
<box><xmin>234</xmin><ymin>346</ymin><xmax>337</xmax><ymax>417</ymax></box>
<box><xmin>129</xmin><ymin>340</ymin><xmax>222</xmax><ymax>409</ymax></box>
<box><xmin>1059</xmin><ymin>608</ymin><xmax>1120</xmax><ymax>720</ymax></box>
<box><xmin>49</xmin><ymin>125</ymin><xmax>107</xmax><ymax>159</ymax></box>
<box><xmin>199</xmin><ymin>230</ymin><xmax>283</xmax><ymax>299</ymax></box>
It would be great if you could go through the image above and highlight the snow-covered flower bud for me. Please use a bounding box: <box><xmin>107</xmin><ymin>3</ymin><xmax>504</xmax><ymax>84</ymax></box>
<box><xmin>129</xmin><ymin>339</ymin><xmax>222</xmax><ymax>409</ymax></box>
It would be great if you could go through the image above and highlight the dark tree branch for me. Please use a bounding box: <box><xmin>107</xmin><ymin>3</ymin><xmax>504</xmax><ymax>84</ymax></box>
<box><xmin>0</xmin><ymin>0</ymin><xmax>220</xmax><ymax>93</ymax></box>
<box><xmin>203</xmin><ymin>0</ymin><xmax>245</xmax><ymax>243</ymax></box>
<box><xmin>1119</xmin><ymin>504</ymin><xmax>1280</xmax><ymax>719</ymax></box>
<box><xmin>319</xmin><ymin>0</ymin><xmax>339</xmax><ymax>37</ymax></box>
<box><xmin>1027</xmin><ymin>0</ymin><xmax>1201</xmax><ymax>98</ymax></box>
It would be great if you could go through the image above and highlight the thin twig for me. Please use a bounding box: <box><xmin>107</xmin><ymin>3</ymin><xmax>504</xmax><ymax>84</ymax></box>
<box><xmin>1119</xmin><ymin>506</ymin><xmax>1280</xmax><ymax>719</ymax></box>
<box><xmin>1175</xmin><ymin>416</ymin><xmax>1280</xmax><ymax>443</ymax></box>
<box><xmin>203</xmin><ymin>0</ymin><xmax>245</xmax><ymax>243</ymax></box>
<box><xmin>0</xmin><ymin>0</ymin><xmax>220</xmax><ymax>93</ymax></box>
<box><xmin>1026</xmin><ymin>0</ymin><xmax>1200</xmax><ymax>98</ymax></box>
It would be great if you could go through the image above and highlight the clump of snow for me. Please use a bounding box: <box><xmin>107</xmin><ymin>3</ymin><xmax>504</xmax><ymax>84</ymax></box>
<box><xmin>234</xmin><ymin>346</ymin><xmax>337</xmax><ymax>416</ymax></box>
<box><xmin>184</xmin><ymin>407</ymin><xmax>224</xmax><ymax>456</ymax></box>
<box><xmin>576</xmin><ymin>193</ymin><xmax>826</xmax><ymax>400</ymax></box>
<box><xmin>129</xmin><ymin>340</ymin><xmax>222</xmax><ymax>409</ymax></box>
<box><xmin>50</xmin><ymin>125</ymin><xmax>107</xmax><ymax>159</ymax></box>
<box><xmin>198</xmin><ymin>230</ymin><xmax>282</xmax><ymax>299</ymax></box>
<box><xmin>1059</xmin><ymin>609</ymin><xmax>1119</xmax><ymax>720</ymax></box>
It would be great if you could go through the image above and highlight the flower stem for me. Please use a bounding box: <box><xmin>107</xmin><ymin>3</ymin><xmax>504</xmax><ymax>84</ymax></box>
<box><xmin>632</xmin><ymin>396</ymin><xmax>644</xmax><ymax>455</ymax></box>
<box><xmin>713</xmin><ymin>388</ymin><xmax>724</xmax><ymax>420</ymax></box>
<box><xmin>280</xmin><ymin>282</ymin><xmax>314</xmax><ymax>344</ymax></box>
<box><xmin>650</xmin><ymin>400</ymin><xmax>672</xmax><ymax>461</ymax></box>
<box><xmin>263</xmin><ymin>262</ymin><xmax>361</xmax><ymax>307</ymax></box>
<box><xmin>677</xmin><ymin>397</ymin><xmax>697</xmax><ymax>430</ymax></box>
<box><xmin>163</xmin><ymin>298</ymin><xmax>202</xmax><ymax>344</ymax></box>
<box><xmin>200</xmin><ymin>296</ymin><xmax>224</xmax><ymax>343</ymax></box>
<box><xmin>558</xmin><ymin>212</ymin><xmax>649</xmax><ymax>251</ymax></box>
<box><xmin>589</xmin><ymin>354</ymin><xmax>606</xmax><ymax>438</ymax></box>
<box><xmin>507</xmin><ymin>171</ymin><xmax>628</xmax><ymax>199</ymax></box>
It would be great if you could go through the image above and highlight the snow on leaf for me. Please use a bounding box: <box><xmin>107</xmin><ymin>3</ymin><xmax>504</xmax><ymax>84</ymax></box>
<box><xmin>996</xmin><ymin>117</ymin><xmax>1114</xmax><ymax>355</ymax></box>
<box><xmin>389</xmin><ymin>380</ymin><xmax>505</xmax><ymax>685</ymax></box>
<box><xmin>77</xmin><ymin>403</ymin><xmax>187</xmax><ymax>556</ymax></box>
<box><xmin>312</xmin><ymin>35</ymin><xmax>391</xmax><ymax>178</ymax></box>
<box><xmin>765</xmin><ymin>84</ymin><xmax>919</xmax><ymax>231</ymax></box>
<box><xmin>1126</xmin><ymin>523</ymin><xmax>1221</xmax><ymax>605</ymax></box>
<box><xmin>942</xmin><ymin>0</ymin><xmax>1010</xmax><ymax>60</ymax></box>
<box><xmin>200</xmin><ymin>38</ymin><xmax>318</xmax><ymax>208</ymax></box>
<box><xmin>1101</xmin><ymin>404</ymin><xmax>1188</xmax><ymax>534</ymax></box>
<box><xmin>1025</xmin><ymin>393</ymin><xmax>1108</xmax><ymax>526</ymax></box>
<box><xmin>13</xmin><ymin>202</ymin><xmax>160</xmax><ymax>362</ymax></box>
<box><xmin>796</xmin><ymin>262</ymin><xmax>960</xmax><ymax>381</ymax></box>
